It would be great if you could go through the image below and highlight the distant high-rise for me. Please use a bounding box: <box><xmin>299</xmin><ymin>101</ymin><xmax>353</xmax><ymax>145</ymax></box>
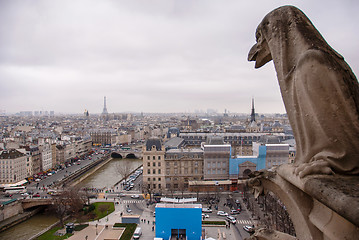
<box><xmin>250</xmin><ymin>98</ymin><xmax>256</xmax><ymax>122</ymax></box>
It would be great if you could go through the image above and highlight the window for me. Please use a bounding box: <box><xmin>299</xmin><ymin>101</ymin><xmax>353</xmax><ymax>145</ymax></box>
<box><xmin>158</xmin><ymin>162</ymin><xmax>161</xmax><ymax>167</ymax></box>
<box><xmin>166</xmin><ymin>183</ymin><xmax>171</xmax><ymax>188</ymax></box>
<box><xmin>153</xmin><ymin>169</ymin><xmax>156</xmax><ymax>174</ymax></box>
<box><xmin>153</xmin><ymin>156</ymin><xmax>155</xmax><ymax>160</ymax></box>
<box><xmin>153</xmin><ymin>177</ymin><xmax>156</xmax><ymax>181</ymax></box>
<box><xmin>153</xmin><ymin>162</ymin><xmax>156</xmax><ymax>167</ymax></box>
<box><xmin>147</xmin><ymin>156</ymin><xmax>150</xmax><ymax>160</ymax></box>
<box><xmin>158</xmin><ymin>184</ymin><xmax>161</xmax><ymax>188</ymax></box>
<box><xmin>158</xmin><ymin>177</ymin><xmax>161</xmax><ymax>181</ymax></box>
<box><xmin>147</xmin><ymin>169</ymin><xmax>150</xmax><ymax>174</ymax></box>
<box><xmin>174</xmin><ymin>184</ymin><xmax>178</xmax><ymax>188</ymax></box>
<box><xmin>158</xmin><ymin>156</ymin><xmax>161</xmax><ymax>160</ymax></box>
<box><xmin>147</xmin><ymin>178</ymin><xmax>150</xmax><ymax>181</ymax></box>
<box><xmin>195</xmin><ymin>168</ymin><xmax>198</xmax><ymax>174</ymax></box>
<box><xmin>158</xmin><ymin>169</ymin><xmax>161</xmax><ymax>174</ymax></box>
<box><xmin>147</xmin><ymin>162</ymin><xmax>150</xmax><ymax>166</ymax></box>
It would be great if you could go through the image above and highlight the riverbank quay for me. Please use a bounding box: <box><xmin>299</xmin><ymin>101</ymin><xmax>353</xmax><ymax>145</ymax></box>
<box><xmin>54</xmin><ymin>153</ymin><xmax>111</xmax><ymax>188</ymax></box>
<box><xmin>0</xmin><ymin>206</ymin><xmax>42</xmax><ymax>232</ymax></box>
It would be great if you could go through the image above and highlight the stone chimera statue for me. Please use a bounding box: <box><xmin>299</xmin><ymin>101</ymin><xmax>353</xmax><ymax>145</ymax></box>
<box><xmin>248</xmin><ymin>5</ymin><xmax>359</xmax><ymax>178</ymax></box>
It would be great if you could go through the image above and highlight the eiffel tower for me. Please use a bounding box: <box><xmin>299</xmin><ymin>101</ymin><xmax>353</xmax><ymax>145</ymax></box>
<box><xmin>102</xmin><ymin>96</ymin><xmax>109</xmax><ymax>120</ymax></box>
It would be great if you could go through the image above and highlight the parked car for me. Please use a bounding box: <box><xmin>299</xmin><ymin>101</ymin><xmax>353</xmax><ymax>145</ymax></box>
<box><xmin>202</xmin><ymin>208</ymin><xmax>212</xmax><ymax>213</ymax></box>
<box><xmin>243</xmin><ymin>225</ymin><xmax>255</xmax><ymax>233</ymax></box>
<box><xmin>226</xmin><ymin>216</ymin><xmax>237</xmax><ymax>224</ymax></box>
<box><xmin>126</xmin><ymin>208</ymin><xmax>132</xmax><ymax>213</ymax></box>
<box><xmin>131</xmin><ymin>194</ymin><xmax>140</xmax><ymax>199</ymax></box>
<box><xmin>230</xmin><ymin>209</ymin><xmax>240</xmax><ymax>215</ymax></box>
<box><xmin>202</xmin><ymin>213</ymin><xmax>209</xmax><ymax>218</ymax></box>
<box><xmin>32</xmin><ymin>193</ymin><xmax>40</xmax><ymax>198</ymax></box>
<box><xmin>217</xmin><ymin>211</ymin><xmax>228</xmax><ymax>216</ymax></box>
<box><xmin>118</xmin><ymin>193</ymin><xmax>126</xmax><ymax>197</ymax></box>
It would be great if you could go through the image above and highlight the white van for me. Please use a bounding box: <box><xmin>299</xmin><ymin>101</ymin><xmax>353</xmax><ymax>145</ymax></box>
<box><xmin>133</xmin><ymin>227</ymin><xmax>142</xmax><ymax>239</ymax></box>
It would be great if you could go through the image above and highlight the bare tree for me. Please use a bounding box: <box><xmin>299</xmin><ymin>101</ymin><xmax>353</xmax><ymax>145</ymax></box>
<box><xmin>115</xmin><ymin>159</ymin><xmax>133</xmax><ymax>184</ymax></box>
<box><xmin>142</xmin><ymin>182</ymin><xmax>154</xmax><ymax>203</ymax></box>
<box><xmin>82</xmin><ymin>186</ymin><xmax>96</xmax><ymax>205</ymax></box>
<box><xmin>167</xmin><ymin>183</ymin><xmax>175</xmax><ymax>198</ymax></box>
<box><xmin>178</xmin><ymin>178</ymin><xmax>186</xmax><ymax>199</ymax></box>
<box><xmin>51</xmin><ymin>187</ymin><xmax>86</xmax><ymax>226</ymax></box>
<box><xmin>191</xmin><ymin>180</ymin><xmax>201</xmax><ymax>200</ymax></box>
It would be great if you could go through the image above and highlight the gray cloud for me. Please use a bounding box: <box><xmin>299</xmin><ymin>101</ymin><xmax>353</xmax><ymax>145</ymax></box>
<box><xmin>0</xmin><ymin>0</ymin><xmax>358</xmax><ymax>114</ymax></box>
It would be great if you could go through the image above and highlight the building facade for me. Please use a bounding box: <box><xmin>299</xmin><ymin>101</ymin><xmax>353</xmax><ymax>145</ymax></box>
<box><xmin>203</xmin><ymin>143</ymin><xmax>231</xmax><ymax>180</ymax></box>
<box><xmin>0</xmin><ymin>149</ymin><xmax>27</xmax><ymax>184</ymax></box>
<box><xmin>40</xmin><ymin>144</ymin><xmax>53</xmax><ymax>172</ymax></box>
<box><xmin>142</xmin><ymin>138</ymin><xmax>165</xmax><ymax>193</ymax></box>
<box><xmin>164</xmin><ymin>148</ymin><xmax>203</xmax><ymax>191</ymax></box>
<box><xmin>90</xmin><ymin>129</ymin><xmax>117</xmax><ymax>146</ymax></box>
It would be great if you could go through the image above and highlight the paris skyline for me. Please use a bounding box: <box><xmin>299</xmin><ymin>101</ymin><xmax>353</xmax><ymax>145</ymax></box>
<box><xmin>1</xmin><ymin>0</ymin><xmax>358</xmax><ymax>114</ymax></box>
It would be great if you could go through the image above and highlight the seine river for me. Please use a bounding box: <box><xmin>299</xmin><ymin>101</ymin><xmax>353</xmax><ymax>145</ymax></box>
<box><xmin>0</xmin><ymin>158</ymin><xmax>142</xmax><ymax>240</ymax></box>
<box><xmin>77</xmin><ymin>158</ymin><xmax>142</xmax><ymax>189</ymax></box>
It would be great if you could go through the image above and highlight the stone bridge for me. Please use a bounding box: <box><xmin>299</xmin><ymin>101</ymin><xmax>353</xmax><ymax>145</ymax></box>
<box><xmin>111</xmin><ymin>151</ymin><xmax>142</xmax><ymax>159</ymax></box>
<box><xmin>21</xmin><ymin>199</ymin><xmax>54</xmax><ymax>210</ymax></box>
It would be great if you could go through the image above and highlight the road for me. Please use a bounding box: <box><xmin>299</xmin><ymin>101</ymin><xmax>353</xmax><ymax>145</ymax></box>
<box><xmin>0</xmin><ymin>151</ymin><xmax>106</xmax><ymax>201</ymax></box>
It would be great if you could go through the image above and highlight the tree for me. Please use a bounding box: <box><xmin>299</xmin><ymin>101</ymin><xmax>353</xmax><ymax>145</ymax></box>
<box><xmin>82</xmin><ymin>186</ymin><xmax>96</xmax><ymax>205</ymax></box>
<box><xmin>115</xmin><ymin>159</ymin><xmax>133</xmax><ymax>184</ymax></box>
<box><xmin>178</xmin><ymin>178</ymin><xmax>187</xmax><ymax>199</ymax></box>
<box><xmin>142</xmin><ymin>182</ymin><xmax>154</xmax><ymax>203</ymax></box>
<box><xmin>191</xmin><ymin>180</ymin><xmax>202</xmax><ymax>200</ymax></box>
<box><xmin>51</xmin><ymin>187</ymin><xmax>86</xmax><ymax>226</ymax></box>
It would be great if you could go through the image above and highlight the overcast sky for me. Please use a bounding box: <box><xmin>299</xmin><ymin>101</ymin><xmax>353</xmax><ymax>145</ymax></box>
<box><xmin>1</xmin><ymin>0</ymin><xmax>358</xmax><ymax>114</ymax></box>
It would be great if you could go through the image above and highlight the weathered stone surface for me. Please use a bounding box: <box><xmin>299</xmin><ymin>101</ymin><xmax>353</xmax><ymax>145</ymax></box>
<box><xmin>248</xmin><ymin>5</ymin><xmax>359</xmax><ymax>178</ymax></box>
<box><xmin>246</xmin><ymin>228</ymin><xmax>297</xmax><ymax>240</ymax></box>
<box><xmin>249</xmin><ymin>165</ymin><xmax>359</xmax><ymax>239</ymax></box>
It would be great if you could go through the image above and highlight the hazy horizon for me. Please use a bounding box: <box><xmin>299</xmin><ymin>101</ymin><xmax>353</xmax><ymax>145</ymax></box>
<box><xmin>1</xmin><ymin>1</ymin><xmax>358</xmax><ymax>114</ymax></box>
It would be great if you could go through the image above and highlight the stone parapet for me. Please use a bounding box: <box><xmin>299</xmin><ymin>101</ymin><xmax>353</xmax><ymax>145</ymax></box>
<box><xmin>247</xmin><ymin>164</ymin><xmax>359</xmax><ymax>240</ymax></box>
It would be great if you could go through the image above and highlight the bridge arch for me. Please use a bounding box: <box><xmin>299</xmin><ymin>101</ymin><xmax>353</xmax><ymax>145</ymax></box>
<box><xmin>111</xmin><ymin>152</ymin><xmax>123</xmax><ymax>159</ymax></box>
<box><xmin>125</xmin><ymin>153</ymin><xmax>137</xmax><ymax>159</ymax></box>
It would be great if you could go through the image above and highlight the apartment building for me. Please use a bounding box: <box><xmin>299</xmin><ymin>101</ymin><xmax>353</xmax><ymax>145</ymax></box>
<box><xmin>40</xmin><ymin>143</ymin><xmax>52</xmax><ymax>171</ymax></box>
<box><xmin>142</xmin><ymin>138</ymin><xmax>165</xmax><ymax>192</ymax></box>
<box><xmin>0</xmin><ymin>149</ymin><xmax>27</xmax><ymax>183</ymax></box>
<box><xmin>90</xmin><ymin>128</ymin><xmax>117</xmax><ymax>146</ymax></box>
